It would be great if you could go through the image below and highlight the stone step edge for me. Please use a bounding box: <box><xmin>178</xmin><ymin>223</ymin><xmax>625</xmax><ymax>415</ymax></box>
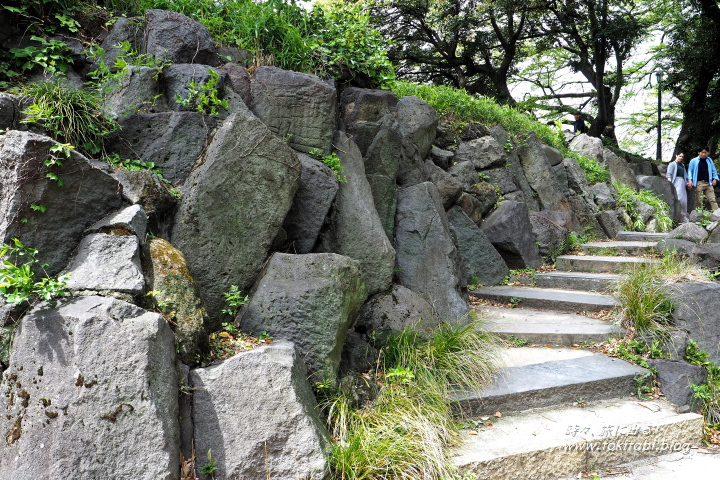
<box><xmin>451</xmin><ymin>399</ymin><xmax>703</xmax><ymax>480</ymax></box>
<box><xmin>470</xmin><ymin>286</ymin><xmax>618</xmax><ymax>312</ymax></box>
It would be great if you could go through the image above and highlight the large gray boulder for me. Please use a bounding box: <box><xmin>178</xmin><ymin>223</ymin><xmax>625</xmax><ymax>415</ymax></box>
<box><xmin>237</xmin><ymin>252</ymin><xmax>367</xmax><ymax>378</ymax></box>
<box><xmin>104</xmin><ymin>112</ymin><xmax>218</xmax><ymax>185</ymax></box>
<box><xmin>395</xmin><ymin>182</ymin><xmax>469</xmax><ymax>321</ymax></box>
<box><xmin>340</xmin><ymin>88</ymin><xmax>398</xmax><ymax>155</ymax></box>
<box><xmin>530</xmin><ymin>211</ymin><xmax>570</xmax><ymax>261</ymax></box>
<box><xmin>637</xmin><ymin>174</ymin><xmax>680</xmax><ymax>223</ymax></box>
<box><xmin>0</xmin><ymin>131</ymin><xmax>123</xmax><ymax>276</ymax></box>
<box><xmin>517</xmin><ymin>132</ymin><xmax>569</xmax><ymax>211</ymax></box>
<box><xmin>251</xmin><ymin>66</ymin><xmax>336</xmax><ymax>155</ymax></box>
<box><xmin>190</xmin><ymin>341</ymin><xmax>330</xmax><ymax>480</ymax></box>
<box><xmin>589</xmin><ymin>182</ymin><xmax>618</xmax><ymax>209</ymax></box>
<box><xmin>567</xmin><ymin>193</ymin><xmax>607</xmax><ymax>238</ymax></box>
<box><xmin>111</xmin><ymin>169</ymin><xmax>177</xmax><ymax>230</ymax></box>
<box><xmin>363</xmin><ymin>114</ymin><xmax>402</xmax><ymax>179</ymax></box>
<box><xmin>144</xmin><ymin>9</ymin><xmax>219</xmax><ymax>66</ymax></box>
<box><xmin>596</xmin><ymin>210</ymin><xmax>624</xmax><ymax>238</ymax></box>
<box><xmin>604</xmin><ymin>148</ymin><xmax>638</xmax><ymax>190</ymax></box>
<box><xmin>163</xmin><ymin>64</ymin><xmax>227</xmax><ymax>113</ymax></box>
<box><xmin>366</xmin><ymin>173</ymin><xmax>397</xmax><ymax>241</ymax></box>
<box><xmin>454</xmin><ymin>136</ymin><xmax>507</xmax><ymax>170</ymax></box>
<box><xmin>468</xmin><ymin>181</ymin><xmax>499</xmax><ymax>217</ymax></box>
<box><xmin>542</xmin><ymin>144</ymin><xmax>564</xmax><ymax>166</ymax></box>
<box><xmin>425</xmin><ymin>160</ymin><xmax>463</xmax><ymax>209</ymax></box>
<box><xmin>354</xmin><ymin>284</ymin><xmax>437</xmax><ymax>338</ymax></box>
<box><xmin>63</xmin><ymin>233</ymin><xmax>144</xmax><ymax>294</ymax></box>
<box><xmin>104</xmin><ymin>66</ymin><xmax>166</xmax><ymax>117</ymax></box>
<box><xmin>455</xmin><ymin>192</ymin><xmax>484</xmax><ymax>225</ymax></box>
<box><xmin>315</xmin><ymin>132</ymin><xmax>395</xmax><ymax>296</ymax></box>
<box><xmin>562</xmin><ymin>157</ymin><xmax>593</xmax><ymax>197</ymax></box>
<box><xmin>568</xmin><ymin>133</ymin><xmax>604</xmax><ymax>163</ymax></box>
<box><xmin>648</xmin><ymin>359</ymin><xmax>706</xmax><ymax>407</ymax></box>
<box><xmin>220</xmin><ymin>63</ymin><xmax>251</xmax><ymax>107</ymax></box>
<box><xmin>85</xmin><ymin>204</ymin><xmax>148</xmax><ymax>241</ymax></box>
<box><xmin>146</xmin><ymin>237</ymin><xmax>208</xmax><ymax>366</ymax></box>
<box><xmin>656</xmin><ymin>239</ymin><xmax>720</xmax><ymax>270</ymax></box>
<box><xmin>171</xmin><ymin>106</ymin><xmax>301</xmax><ymax>327</ymax></box>
<box><xmin>668</xmin><ymin>222</ymin><xmax>709</xmax><ymax>243</ymax></box>
<box><xmin>283</xmin><ymin>153</ymin><xmax>339</xmax><ymax>254</ymax></box>
<box><xmin>447</xmin><ymin>206</ymin><xmax>509</xmax><ymax>286</ymax></box>
<box><xmin>667</xmin><ymin>282</ymin><xmax>720</xmax><ymax>364</ymax></box>
<box><xmin>480</xmin><ymin>201</ymin><xmax>543</xmax><ymax>269</ymax></box>
<box><xmin>397</xmin><ymin>95</ymin><xmax>438</xmax><ymax>160</ymax></box>
<box><xmin>0</xmin><ymin>296</ymin><xmax>179</xmax><ymax>479</ymax></box>
<box><xmin>490</xmin><ymin>126</ymin><xmax>538</xmax><ymax>211</ymax></box>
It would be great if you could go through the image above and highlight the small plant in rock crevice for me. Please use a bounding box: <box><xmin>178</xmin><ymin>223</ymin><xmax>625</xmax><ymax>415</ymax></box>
<box><xmin>309</xmin><ymin>148</ymin><xmax>346</xmax><ymax>183</ymax></box>
<box><xmin>0</xmin><ymin>238</ymin><xmax>70</xmax><ymax>305</ymax></box>
<box><xmin>174</xmin><ymin>69</ymin><xmax>228</xmax><ymax>116</ymax></box>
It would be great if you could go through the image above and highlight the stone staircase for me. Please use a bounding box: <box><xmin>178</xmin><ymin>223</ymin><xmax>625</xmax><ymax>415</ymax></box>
<box><xmin>451</xmin><ymin>232</ymin><xmax>705</xmax><ymax>479</ymax></box>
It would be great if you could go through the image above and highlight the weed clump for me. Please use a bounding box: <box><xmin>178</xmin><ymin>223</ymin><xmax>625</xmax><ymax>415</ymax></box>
<box><xmin>319</xmin><ymin>321</ymin><xmax>502</xmax><ymax>479</ymax></box>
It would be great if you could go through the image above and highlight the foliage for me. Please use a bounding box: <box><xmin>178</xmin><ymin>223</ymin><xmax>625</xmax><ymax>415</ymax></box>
<box><xmin>0</xmin><ymin>239</ymin><xmax>70</xmax><ymax>304</ymax></box>
<box><xmin>366</xmin><ymin>0</ymin><xmax>543</xmax><ymax>104</ymax></box>
<box><xmin>221</xmin><ymin>285</ymin><xmax>247</xmax><ymax>317</ymax></box>
<box><xmin>103</xmin><ymin>153</ymin><xmax>166</xmax><ymax>180</ymax></box>
<box><xmin>306</xmin><ymin>0</ymin><xmax>395</xmax><ymax>86</ymax></box>
<box><xmin>174</xmin><ymin>69</ymin><xmax>228</xmax><ymax>115</ymax></box>
<box><xmin>660</xmin><ymin>0</ymin><xmax>720</xmax><ymax>155</ymax></box>
<box><xmin>8</xmin><ymin>36</ymin><xmax>74</xmax><ymax>77</ymax></box>
<box><xmin>391</xmin><ymin>81</ymin><xmax>608</xmax><ymax>183</ymax></box>
<box><xmin>86</xmin><ymin>40</ymin><xmax>172</xmax><ymax>96</ymax></box>
<box><xmin>614</xmin><ymin>261</ymin><xmax>673</xmax><ymax>334</ymax></box>
<box><xmin>614</xmin><ymin>250</ymin><xmax>711</xmax><ymax>334</ymax></box>
<box><xmin>613</xmin><ymin>181</ymin><xmax>672</xmax><ymax>232</ymax></box>
<box><xmin>686</xmin><ymin>341</ymin><xmax>720</xmax><ymax>427</ymax></box>
<box><xmin>19</xmin><ymin>80</ymin><xmax>119</xmax><ymax>155</ymax></box>
<box><xmin>309</xmin><ymin>148</ymin><xmax>346</xmax><ymax>183</ymax></box>
<box><xmin>320</xmin><ymin>321</ymin><xmax>502</xmax><ymax>479</ymax></box>
<box><xmin>129</xmin><ymin>0</ymin><xmax>394</xmax><ymax>86</ymax></box>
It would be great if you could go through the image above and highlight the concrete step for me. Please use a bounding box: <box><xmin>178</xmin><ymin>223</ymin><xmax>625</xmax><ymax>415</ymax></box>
<box><xmin>451</xmin><ymin>347</ymin><xmax>647</xmax><ymax>417</ymax></box>
<box><xmin>555</xmin><ymin>448</ymin><xmax>720</xmax><ymax>479</ymax></box>
<box><xmin>579</xmin><ymin>241</ymin><xmax>658</xmax><ymax>256</ymax></box>
<box><xmin>534</xmin><ymin>271</ymin><xmax>621</xmax><ymax>292</ymax></box>
<box><xmin>470</xmin><ymin>285</ymin><xmax>618</xmax><ymax>312</ymax></box>
<box><xmin>616</xmin><ymin>231</ymin><xmax>670</xmax><ymax>241</ymax></box>
<box><xmin>480</xmin><ymin>305</ymin><xmax>623</xmax><ymax>345</ymax></box>
<box><xmin>451</xmin><ymin>397</ymin><xmax>703</xmax><ymax>480</ymax></box>
<box><xmin>555</xmin><ymin>255</ymin><xmax>658</xmax><ymax>274</ymax></box>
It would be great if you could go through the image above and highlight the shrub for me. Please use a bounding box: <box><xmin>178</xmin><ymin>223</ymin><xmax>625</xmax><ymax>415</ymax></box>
<box><xmin>115</xmin><ymin>0</ymin><xmax>394</xmax><ymax>86</ymax></box>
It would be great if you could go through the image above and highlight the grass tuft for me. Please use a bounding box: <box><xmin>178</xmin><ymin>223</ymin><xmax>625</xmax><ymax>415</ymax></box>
<box><xmin>19</xmin><ymin>80</ymin><xmax>118</xmax><ymax>155</ymax></box>
<box><xmin>320</xmin><ymin>320</ymin><xmax>502</xmax><ymax>479</ymax></box>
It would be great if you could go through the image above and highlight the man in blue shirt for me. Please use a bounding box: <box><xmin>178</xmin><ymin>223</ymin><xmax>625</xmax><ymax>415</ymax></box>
<box><xmin>687</xmin><ymin>147</ymin><xmax>719</xmax><ymax>211</ymax></box>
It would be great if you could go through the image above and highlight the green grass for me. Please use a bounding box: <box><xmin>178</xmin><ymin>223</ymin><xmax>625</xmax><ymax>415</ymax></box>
<box><xmin>320</xmin><ymin>321</ymin><xmax>502</xmax><ymax>479</ymax></box>
<box><xmin>19</xmin><ymin>80</ymin><xmax>118</xmax><ymax>155</ymax></box>
<box><xmin>615</xmin><ymin>251</ymin><xmax>712</xmax><ymax>334</ymax></box>
<box><xmin>613</xmin><ymin>181</ymin><xmax>673</xmax><ymax>232</ymax></box>
<box><xmin>390</xmin><ymin>81</ymin><xmax>609</xmax><ymax>184</ymax></box>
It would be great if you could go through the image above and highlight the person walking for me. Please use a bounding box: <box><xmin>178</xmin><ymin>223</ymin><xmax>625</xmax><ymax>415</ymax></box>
<box><xmin>666</xmin><ymin>152</ymin><xmax>689</xmax><ymax>222</ymax></box>
<box><xmin>687</xmin><ymin>146</ymin><xmax>719</xmax><ymax>211</ymax></box>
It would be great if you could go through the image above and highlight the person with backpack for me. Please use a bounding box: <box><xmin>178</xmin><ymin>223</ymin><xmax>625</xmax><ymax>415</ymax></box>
<box><xmin>687</xmin><ymin>146</ymin><xmax>719</xmax><ymax>211</ymax></box>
